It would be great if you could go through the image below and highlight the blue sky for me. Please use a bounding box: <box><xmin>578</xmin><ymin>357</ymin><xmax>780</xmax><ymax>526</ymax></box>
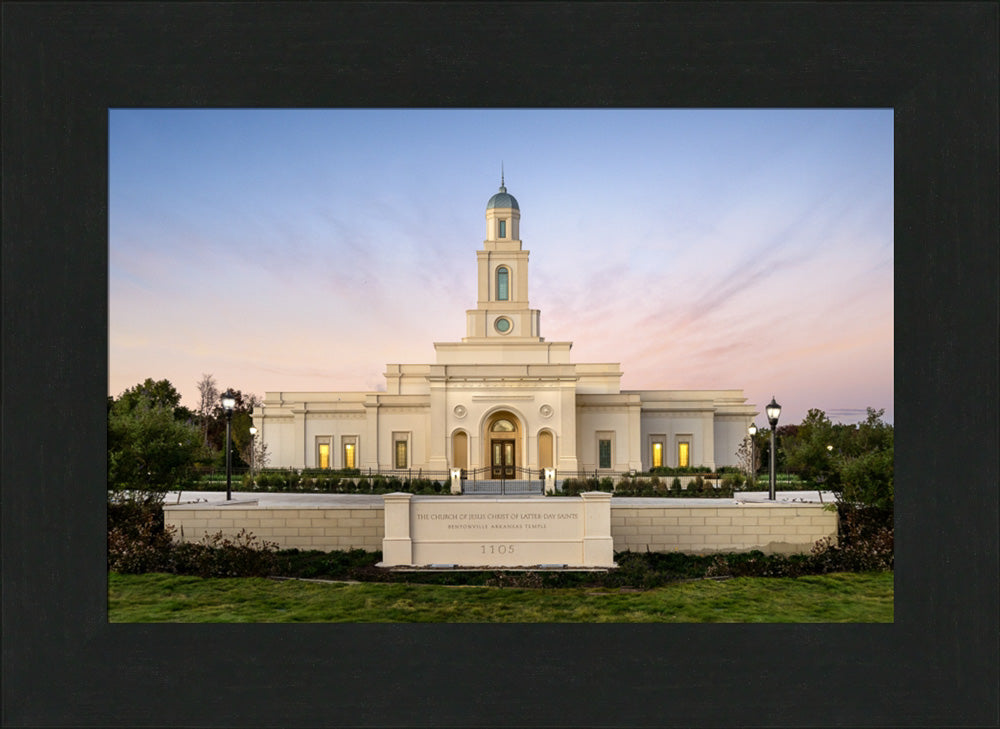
<box><xmin>109</xmin><ymin>109</ymin><xmax>893</xmax><ymax>425</ymax></box>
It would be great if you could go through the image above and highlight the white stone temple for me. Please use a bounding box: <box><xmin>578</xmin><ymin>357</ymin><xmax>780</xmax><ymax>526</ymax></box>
<box><xmin>252</xmin><ymin>178</ymin><xmax>756</xmax><ymax>476</ymax></box>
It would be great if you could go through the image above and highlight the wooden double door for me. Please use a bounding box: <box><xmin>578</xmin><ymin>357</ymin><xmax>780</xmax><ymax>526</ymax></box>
<box><xmin>491</xmin><ymin>439</ymin><xmax>515</xmax><ymax>479</ymax></box>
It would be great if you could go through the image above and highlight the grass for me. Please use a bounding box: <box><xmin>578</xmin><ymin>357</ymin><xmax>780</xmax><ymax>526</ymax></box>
<box><xmin>109</xmin><ymin>571</ymin><xmax>892</xmax><ymax>623</ymax></box>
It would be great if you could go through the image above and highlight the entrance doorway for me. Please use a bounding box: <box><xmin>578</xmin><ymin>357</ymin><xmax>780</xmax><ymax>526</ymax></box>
<box><xmin>485</xmin><ymin>413</ymin><xmax>519</xmax><ymax>478</ymax></box>
<box><xmin>491</xmin><ymin>439</ymin><xmax>515</xmax><ymax>478</ymax></box>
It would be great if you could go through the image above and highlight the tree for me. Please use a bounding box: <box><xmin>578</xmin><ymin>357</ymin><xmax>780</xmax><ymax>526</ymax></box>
<box><xmin>196</xmin><ymin>373</ymin><xmax>219</xmax><ymax>447</ymax></box>
<box><xmin>836</xmin><ymin>408</ymin><xmax>893</xmax><ymax>508</ymax></box>
<box><xmin>108</xmin><ymin>391</ymin><xmax>204</xmax><ymax>505</ymax></box>
<box><xmin>734</xmin><ymin>435</ymin><xmax>761</xmax><ymax>481</ymax></box>
<box><xmin>206</xmin><ymin>388</ymin><xmax>261</xmax><ymax>468</ymax></box>
<box><xmin>783</xmin><ymin>409</ymin><xmax>837</xmax><ymax>484</ymax></box>
<box><xmin>116</xmin><ymin>378</ymin><xmax>182</xmax><ymax>413</ymax></box>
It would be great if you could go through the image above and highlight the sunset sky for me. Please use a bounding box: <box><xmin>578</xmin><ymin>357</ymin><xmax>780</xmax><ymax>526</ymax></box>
<box><xmin>109</xmin><ymin>108</ymin><xmax>893</xmax><ymax>425</ymax></box>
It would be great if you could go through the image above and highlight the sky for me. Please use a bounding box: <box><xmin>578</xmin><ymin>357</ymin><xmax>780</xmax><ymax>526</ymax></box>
<box><xmin>109</xmin><ymin>109</ymin><xmax>893</xmax><ymax>426</ymax></box>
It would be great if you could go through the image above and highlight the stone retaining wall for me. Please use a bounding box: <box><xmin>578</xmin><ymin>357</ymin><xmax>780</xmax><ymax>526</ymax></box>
<box><xmin>163</xmin><ymin>500</ymin><xmax>836</xmax><ymax>555</ymax></box>
<box><xmin>611</xmin><ymin>502</ymin><xmax>836</xmax><ymax>555</ymax></box>
<box><xmin>165</xmin><ymin>504</ymin><xmax>385</xmax><ymax>551</ymax></box>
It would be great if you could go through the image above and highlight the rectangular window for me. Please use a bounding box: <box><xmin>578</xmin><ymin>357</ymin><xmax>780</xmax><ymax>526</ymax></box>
<box><xmin>599</xmin><ymin>439</ymin><xmax>612</xmax><ymax>469</ymax></box>
<box><xmin>678</xmin><ymin>441</ymin><xmax>690</xmax><ymax>468</ymax></box>
<box><xmin>498</xmin><ymin>219</ymin><xmax>506</xmax><ymax>238</ymax></box>
<box><xmin>318</xmin><ymin>443</ymin><xmax>330</xmax><ymax>469</ymax></box>
<box><xmin>395</xmin><ymin>440</ymin><xmax>408</xmax><ymax>469</ymax></box>
<box><xmin>652</xmin><ymin>442</ymin><xmax>663</xmax><ymax>469</ymax></box>
<box><xmin>344</xmin><ymin>443</ymin><xmax>355</xmax><ymax>469</ymax></box>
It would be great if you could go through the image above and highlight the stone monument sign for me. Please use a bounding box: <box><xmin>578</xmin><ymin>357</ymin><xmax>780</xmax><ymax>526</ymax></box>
<box><xmin>380</xmin><ymin>492</ymin><xmax>615</xmax><ymax>568</ymax></box>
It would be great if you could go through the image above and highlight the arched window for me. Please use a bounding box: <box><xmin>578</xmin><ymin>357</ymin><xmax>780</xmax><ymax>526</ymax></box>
<box><xmin>496</xmin><ymin>266</ymin><xmax>509</xmax><ymax>301</ymax></box>
<box><xmin>490</xmin><ymin>418</ymin><xmax>515</xmax><ymax>433</ymax></box>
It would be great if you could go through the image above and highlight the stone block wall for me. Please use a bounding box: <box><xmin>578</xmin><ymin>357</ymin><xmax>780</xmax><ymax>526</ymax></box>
<box><xmin>164</xmin><ymin>505</ymin><xmax>385</xmax><ymax>551</ymax></box>
<box><xmin>164</xmin><ymin>500</ymin><xmax>836</xmax><ymax>556</ymax></box>
<box><xmin>610</xmin><ymin>503</ymin><xmax>837</xmax><ymax>554</ymax></box>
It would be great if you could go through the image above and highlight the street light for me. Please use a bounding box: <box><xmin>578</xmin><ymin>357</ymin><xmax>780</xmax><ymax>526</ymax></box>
<box><xmin>747</xmin><ymin>423</ymin><xmax>757</xmax><ymax>491</ymax></box>
<box><xmin>249</xmin><ymin>426</ymin><xmax>257</xmax><ymax>485</ymax></box>
<box><xmin>222</xmin><ymin>394</ymin><xmax>236</xmax><ymax>501</ymax></box>
<box><xmin>765</xmin><ymin>396</ymin><xmax>781</xmax><ymax>501</ymax></box>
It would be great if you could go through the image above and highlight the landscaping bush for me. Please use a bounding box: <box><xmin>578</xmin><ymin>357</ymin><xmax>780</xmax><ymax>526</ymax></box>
<box><xmin>108</xmin><ymin>500</ymin><xmax>279</xmax><ymax>577</ymax></box>
<box><xmin>808</xmin><ymin>503</ymin><xmax>893</xmax><ymax>572</ymax></box>
<box><xmin>171</xmin><ymin>530</ymin><xmax>279</xmax><ymax>578</ymax></box>
<box><xmin>107</xmin><ymin>502</ymin><xmax>174</xmax><ymax>574</ymax></box>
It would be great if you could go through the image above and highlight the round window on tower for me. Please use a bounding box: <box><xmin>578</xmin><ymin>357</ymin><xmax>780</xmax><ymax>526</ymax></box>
<box><xmin>494</xmin><ymin>317</ymin><xmax>512</xmax><ymax>334</ymax></box>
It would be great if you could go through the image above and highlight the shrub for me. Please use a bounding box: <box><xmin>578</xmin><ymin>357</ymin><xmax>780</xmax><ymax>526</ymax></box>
<box><xmin>107</xmin><ymin>502</ymin><xmax>175</xmax><ymax>574</ymax></box>
<box><xmin>171</xmin><ymin>529</ymin><xmax>279</xmax><ymax>578</ymax></box>
<box><xmin>809</xmin><ymin>503</ymin><xmax>893</xmax><ymax>572</ymax></box>
<box><xmin>108</xmin><ymin>500</ymin><xmax>279</xmax><ymax>577</ymax></box>
<box><xmin>721</xmin><ymin>472</ymin><xmax>745</xmax><ymax>490</ymax></box>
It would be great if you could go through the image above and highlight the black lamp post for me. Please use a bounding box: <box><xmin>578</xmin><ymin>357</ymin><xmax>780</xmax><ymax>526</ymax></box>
<box><xmin>222</xmin><ymin>394</ymin><xmax>236</xmax><ymax>501</ymax></box>
<box><xmin>765</xmin><ymin>396</ymin><xmax>781</xmax><ymax>500</ymax></box>
<box><xmin>747</xmin><ymin>423</ymin><xmax>757</xmax><ymax>491</ymax></box>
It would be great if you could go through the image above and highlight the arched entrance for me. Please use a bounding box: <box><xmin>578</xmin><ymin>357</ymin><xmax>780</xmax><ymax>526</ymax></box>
<box><xmin>484</xmin><ymin>411</ymin><xmax>521</xmax><ymax>479</ymax></box>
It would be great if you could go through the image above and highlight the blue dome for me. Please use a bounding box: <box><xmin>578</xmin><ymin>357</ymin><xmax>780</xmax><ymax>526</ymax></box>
<box><xmin>486</xmin><ymin>184</ymin><xmax>519</xmax><ymax>211</ymax></box>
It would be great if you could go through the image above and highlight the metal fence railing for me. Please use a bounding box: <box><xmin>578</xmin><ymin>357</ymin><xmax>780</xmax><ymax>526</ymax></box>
<box><xmin>462</xmin><ymin>466</ymin><xmax>544</xmax><ymax>495</ymax></box>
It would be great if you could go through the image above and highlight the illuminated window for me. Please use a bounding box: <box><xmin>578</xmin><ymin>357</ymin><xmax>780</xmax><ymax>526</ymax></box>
<box><xmin>678</xmin><ymin>442</ymin><xmax>690</xmax><ymax>468</ymax></box>
<box><xmin>652</xmin><ymin>442</ymin><xmax>663</xmax><ymax>468</ymax></box>
<box><xmin>599</xmin><ymin>439</ymin><xmax>612</xmax><ymax>469</ymax></box>
<box><xmin>491</xmin><ymin>418</ymin><xmax>515</xmax><ymax>432</ymax></box>
<box><xmin>395</xmin><ymin>440</ymin><xmax>408</xmax><ymax>469</ymax></box>
<box><xmin>344</xmin><ymin>443</ymin><xmax>355</xmax><ymax>469</ymax></box>
<box><xmin>318</xmin><ymin>443</ymin><xmax>330</xmax><ymax>469</ymax></box>
<box><xmin>498</xmin><ymin>219</ymin><xmax>506</xmax><ymax>238</ymax></box>
<box><xmin>496</xmin><ymin>266</ymin><xmax>509</xmax><ymax>300</ymax></box>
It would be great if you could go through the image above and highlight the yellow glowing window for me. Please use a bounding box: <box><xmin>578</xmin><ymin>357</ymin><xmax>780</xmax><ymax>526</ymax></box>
<box><xmin>395</xmin><ymin>440</ymin><xmax>408</xmax><ymax>469</ymax></box>
<box><xmin>652</xmin><ymin>442</ymin><xmax>663</xmax><ymax>468</ymax></box>
<box><xmin>678</xmin><ymin>442</ymin><xmax>690</xmax><ymax>468</ymax></box>
<box><xmin>344</xmin><ymin>443</ymin><xmax>355</xmax><ymax>469</ymax></box>
<box><xmin>319</xmin><ymin>444</ymin><xmax>330</xmax><ymax>469</ymax></box>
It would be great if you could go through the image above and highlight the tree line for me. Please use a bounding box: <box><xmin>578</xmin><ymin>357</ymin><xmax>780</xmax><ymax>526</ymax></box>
<box><xmin>107</xmin><ymin>375</ymin><xmax>266</xmax><ymax>503</ymax></box>
<box><xmin>738</xmin><ymin>407</ymin><xmax>893</xmax><ymax>508</ymax></box>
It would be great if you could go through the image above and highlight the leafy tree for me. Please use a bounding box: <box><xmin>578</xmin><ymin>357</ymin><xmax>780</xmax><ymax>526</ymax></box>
<box><xmin>836</xmin><ymin>408</ymin><xmax>894</xmax><ymax>508</ymax></box>
<box><xmin>108</xmin><ymin>392</ymin><xmax>204</xmax><ymax>505</ymax></box>
<box><xmin>783</xmin><ymin>409</ymin><xmax>837</xmax><ymax>485</ymax></box>
<box><xmin>116</xmin><ymin>378</ymin><xmax>183</xmax><ymax>413</ymax></box>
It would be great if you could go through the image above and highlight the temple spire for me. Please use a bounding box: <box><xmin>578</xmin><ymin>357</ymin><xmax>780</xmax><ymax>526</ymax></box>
<box><xmin>500</xmin><ymin>162</ymin><xmax>505</xmax><ymax>191</ymax></box>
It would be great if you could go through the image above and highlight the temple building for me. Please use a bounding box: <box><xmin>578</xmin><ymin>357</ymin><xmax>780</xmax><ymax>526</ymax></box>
<box><xmin>252</xmin><ymin>179</ymin><xmax>756</xmax><ymax>476</ymax></box>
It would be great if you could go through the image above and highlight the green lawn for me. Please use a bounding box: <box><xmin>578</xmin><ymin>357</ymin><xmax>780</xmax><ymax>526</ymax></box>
<box><xmin>109</xmin><ymin>571</ymin><xmax>892</xmax><ymax>623</ymax></box>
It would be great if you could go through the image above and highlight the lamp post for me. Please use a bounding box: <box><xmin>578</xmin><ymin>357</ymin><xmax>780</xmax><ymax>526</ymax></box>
<box><xmin>747</xmin><ymin>423</ymin><xmax>757</xmax><ymax>491</ymax></box>
<box><xmin>222</xmin><ymin>394</ymin><xmax>236</xmax><ymax>501</ymax></box>
<box><xmin>249</xmin><ymin>426</ymin><xmax>257</xmax><ymax>485</ymax></box>
<box><xmin>765</xmin><ymin>396</ymin><xmax>781</xmax><ymax>501</ymax></box>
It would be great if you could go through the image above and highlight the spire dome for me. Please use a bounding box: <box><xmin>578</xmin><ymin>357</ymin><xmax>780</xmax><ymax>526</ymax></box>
<box><xmin>486</xmin><ymin>169</ymin><xmax>519</xmax><ymax>211</ymax></box>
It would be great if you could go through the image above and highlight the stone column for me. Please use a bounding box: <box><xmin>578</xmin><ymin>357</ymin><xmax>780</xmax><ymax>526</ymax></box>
<box><xmin>381</xmin><ymin>492</ymin><xmax>413</xmax><ymax>566</ymax></box>
<box><xmin>580</xmin><ymin>491</ymin><xmax>614</xmax><ymax>567</ymax></box>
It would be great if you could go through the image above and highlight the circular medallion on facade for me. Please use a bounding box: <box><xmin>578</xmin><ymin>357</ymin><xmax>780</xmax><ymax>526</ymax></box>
<box><xmin>453</xmin><ymin>404</ymin><xmax>467</xmax><ymax>419</ymax></box>
<box><xmin>494</xmin><ymin>316</ymin><xmax>512</xmax><ymax>334</ymax></box>
<box><xmin>539</xmin><ymin>404</ymin><xmax>553</xmax><ymax>418</ymax></box>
